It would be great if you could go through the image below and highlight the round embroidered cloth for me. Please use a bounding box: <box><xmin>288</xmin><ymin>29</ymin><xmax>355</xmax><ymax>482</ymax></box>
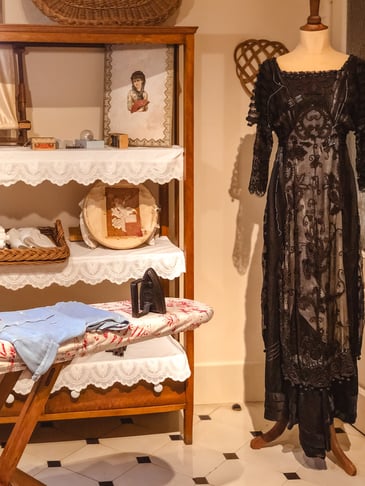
<box><xmin>31</xmin><ymin>0</ymin><xmax>181</xmax><ymax>26</ymax></box>
<box><xmin>83</xmin><ymin>181</ymin><xmax>159</xmax><ymax>249</ymax></box>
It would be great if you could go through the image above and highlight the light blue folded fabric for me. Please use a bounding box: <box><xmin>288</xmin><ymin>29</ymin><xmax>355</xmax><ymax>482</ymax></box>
<box><xmin>0</xmin><ymin>301</ymin><xmax>129</xmax><ymax>381</ymax></box>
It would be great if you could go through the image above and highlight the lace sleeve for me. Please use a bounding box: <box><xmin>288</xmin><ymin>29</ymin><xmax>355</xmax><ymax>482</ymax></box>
<box><xmin>354</xmin><ymin>57</ymin><xmax>365</xmax><ymax>191</ymax></box>
<box><xmin>246</xmin><ymin>60</ymin><xmax>273</xmax><ymax>196</ymax></box>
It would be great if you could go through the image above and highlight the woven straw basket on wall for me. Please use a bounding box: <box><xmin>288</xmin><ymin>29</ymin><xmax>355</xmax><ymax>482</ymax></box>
<box><xmin>31</xmin><ymin>0</ymin><xmax>181</xmax><ymax>26</ymax></box>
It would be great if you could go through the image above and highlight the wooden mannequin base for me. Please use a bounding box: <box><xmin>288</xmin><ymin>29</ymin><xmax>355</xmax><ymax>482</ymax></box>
<box><xmin>250</xmin><ymin>419</ymin><xmax>288</xmax><ymax>449</ymax></box>
<box><xmin>250</xmin><ymin>419</ymin><xmax>357</xmax><ymax>476</ymax></box>
<box><xmin>329</xmin><ymin>424</ymin><xmax>357</xmax><ymax>476</ymax></box>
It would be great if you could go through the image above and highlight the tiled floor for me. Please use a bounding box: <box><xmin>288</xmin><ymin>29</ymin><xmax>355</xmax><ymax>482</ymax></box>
<box><xmin>0</xmin><ymin>402</ymin><xmax>364</xmax><ymax>485</ymax></box>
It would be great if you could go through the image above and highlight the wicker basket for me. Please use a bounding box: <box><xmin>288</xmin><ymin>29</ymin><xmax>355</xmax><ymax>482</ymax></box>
<box><xmin>0</xmin><ymin>220</ymin><xmax>70</xmax><ymax>265</ymax></box>
<box><xmin>31</xmin><ymin>0</ymin><xmax>181</xmax><ymax>26</ymax></box>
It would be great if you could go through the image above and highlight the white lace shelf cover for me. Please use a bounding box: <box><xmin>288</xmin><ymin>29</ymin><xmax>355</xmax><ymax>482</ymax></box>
<box><xmin>0</xmin><ymin>145</ymin><xmax>184</xmax><ymax>187</ymax></box>
<box><xmin>0</xmin><ymin>298</ymin><xmax>213</xmax><ymax>374</ymax></box>
<box><xmin>0</xmin><ymin>236</ymin><xmax>185</xmax><ymax>290</ymax></box>
<box><xmin>10</xmin><ymin>335</ymin><xmax>189</xmax><ymax>398</ymax></box>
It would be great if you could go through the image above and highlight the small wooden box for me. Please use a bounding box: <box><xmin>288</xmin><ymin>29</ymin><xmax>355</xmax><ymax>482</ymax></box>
<box><xmin>31</xmin><ymin>137</ymin><xmax>57</xmax><ymax>150</ymax></box>
<box><xmin>109</xmin><ymin>132</ymin><xmax>128</xmax><ymax>149</ymax></box>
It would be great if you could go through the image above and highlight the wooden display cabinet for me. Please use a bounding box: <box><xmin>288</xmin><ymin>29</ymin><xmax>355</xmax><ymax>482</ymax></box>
<box><xmin>0</xmin><ymin>24</ymin><xmax>197</xmax><ymax>444</ymax></box>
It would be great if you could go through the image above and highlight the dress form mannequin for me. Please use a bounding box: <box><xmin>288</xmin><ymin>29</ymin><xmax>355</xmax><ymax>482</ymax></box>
<box><xmin>250</xmin><ymin>0</ymin><xmax>357</xmax><ymax>477</ymax></box>
<box><xmin>277</xmin><ymin>29</ymin><xmax>348</xmax><ymax>72</ymax></box>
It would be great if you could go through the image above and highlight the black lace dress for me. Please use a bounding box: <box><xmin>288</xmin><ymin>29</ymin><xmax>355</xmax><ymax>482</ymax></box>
<box><xmin>247</xmin><ymin>55</ymin><xmax>365</xmax><ymax>458</ymax></box>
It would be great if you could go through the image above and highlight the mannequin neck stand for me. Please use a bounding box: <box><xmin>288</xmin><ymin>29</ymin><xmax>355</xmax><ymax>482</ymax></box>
<box><xmin>276</xmin><ymin>29</ymin><xmax>349</xmax><ymax>72</ymax></box>
<box><xmin>301</xmin><ymin>0</ymin><xmax>328</xmax><ymax>31</ymax></box>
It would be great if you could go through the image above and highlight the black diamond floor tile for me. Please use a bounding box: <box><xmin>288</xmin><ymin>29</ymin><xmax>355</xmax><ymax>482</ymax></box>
<box><xmin>137</xmin><ymin>455</ymin><xmax>151</xmax><ymax>464</ymax></box>
<box><xmin>193</xmin><ymin>478</ymin><xmax>209</xmax><ymax>484</ymax></box>
<box><xmin>169</xmin><ymin>433</ymin><xmax>183</xmax><ymax>441</ymax></box>
<box><xmin>284</xmin><ymin>472</ymin><xmax>301</xmax><ymax>480</ymax></box>
<box><xmin>47</xmin><ymin>460</ymin><xmax>61</xmax><ymax>468</ymax></box>
<box><xmin>223</xmin><ymin>452</ymin><xmax>239</xmax><ymax>460</ymax></box>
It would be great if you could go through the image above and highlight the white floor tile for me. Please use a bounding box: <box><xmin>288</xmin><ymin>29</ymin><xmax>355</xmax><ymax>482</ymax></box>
<box><xmin>25</xmin><ymin>438</ymin><xmax>87</xmax><ymax>461</ymax></box>
<box><xmin>17</xmin><ymin>449</ymin><xmax>48</xmax><ymax>477</ymax></box>
<box><xmin>206</xmin><ymin>459</ymin><xmax>246</xmax><ymax>486</ymax></box>
<box><xmin>222</xmin><ymin>462</ymin><xmax>287</xmax><ymax>486</ymax></box>
<box><xmin>112</xmin><ymin>462</ymin><xmax>195</xmax><ymax>486</ymax></box>
<box><xmin>193</xmin><ymin>417</ymin><xmax>251</xmax><ymax>452</ymax></box>
<box><xmin>154</xmin><ymin>441</ymin><xmax>226</xmax><ymax>477</ymax></box>
<box><xmin>35</xmin><ymin>467</ymin><xmax>98</xmax><ymax>486</ymax></box>
<box><xmin>295</xmin><ymin>464</ymin><xmax>365</xmax><ymax>485</ymax></box>
<box><xmin>99</xmin><ymin>431</ymin><xmax>171</xmax><ymax>455</ymax></box>
<box><xmin>62</xmin><ymin>443</ymin><xmax>136</xmax><ymax>481</ymax></box>
<box><xmin>1</xmin><ymin>402</ymin><xmax>364</xmax><ymax>485</ymax></box>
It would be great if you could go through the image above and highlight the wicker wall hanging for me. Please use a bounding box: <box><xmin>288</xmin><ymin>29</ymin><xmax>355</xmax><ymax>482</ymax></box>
<box><xmin>234</xmin><ymin>39</ymin><xmax>289</xmax><ymax>97</ymax></box>
<box><xmin>31</xmin><ymin>0</ymin><xmax>181</xmax><ymax>26</ymax></box>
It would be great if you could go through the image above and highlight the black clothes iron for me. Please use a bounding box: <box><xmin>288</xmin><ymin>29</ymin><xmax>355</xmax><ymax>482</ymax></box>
<box><xmin>130</xmin><ymin>267</ymin><xmax>166</xmax><ymax>318</ymax></box>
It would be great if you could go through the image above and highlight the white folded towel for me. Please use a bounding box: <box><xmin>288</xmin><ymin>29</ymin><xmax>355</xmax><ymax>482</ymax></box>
<box><xmin>7</xmin><ymin>228</ymin><xmax>55</xmax><ymax>249</ymax></box>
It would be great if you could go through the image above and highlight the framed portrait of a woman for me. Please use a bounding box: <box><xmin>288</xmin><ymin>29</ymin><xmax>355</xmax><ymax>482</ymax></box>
<box><xmin>104</xmin><ymin>44</ymin><xmax>174</xmax><ymax>147</ymax></box>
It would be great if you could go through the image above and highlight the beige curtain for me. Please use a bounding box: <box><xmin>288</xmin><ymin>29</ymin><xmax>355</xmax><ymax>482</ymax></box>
<box><xmin>0</xmin><ymin>46</ymin><xmax>18</xmax><ymax>129</ymax></box>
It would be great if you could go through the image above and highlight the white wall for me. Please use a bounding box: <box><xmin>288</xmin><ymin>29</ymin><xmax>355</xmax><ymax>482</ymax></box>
<box><xmin>2</xmin><ymin>0</ymin><xmax>348</xmax><ymax>405</ymax></box>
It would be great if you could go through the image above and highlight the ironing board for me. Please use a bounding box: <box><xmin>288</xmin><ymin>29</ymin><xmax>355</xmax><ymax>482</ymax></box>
<box><xmin>0</xmin><ymin>298</ymin><xmax>213</xmax><ymax>486</ymax></box>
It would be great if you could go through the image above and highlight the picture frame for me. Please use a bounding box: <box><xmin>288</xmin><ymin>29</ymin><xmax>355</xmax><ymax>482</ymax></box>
<box><xmin>103</xmin><ymin>44</ymin><xmax>175</xmax><ymax>147</ymax></box>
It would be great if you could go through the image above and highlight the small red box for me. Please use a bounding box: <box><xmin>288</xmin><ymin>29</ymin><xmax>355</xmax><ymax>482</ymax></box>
<box><xmin>31</xmin><ymin>137</ymin><xmax>57</xmax><ymax>150</ymax></box>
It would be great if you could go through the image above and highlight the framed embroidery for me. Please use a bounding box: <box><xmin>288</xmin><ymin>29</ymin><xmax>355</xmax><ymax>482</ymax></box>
<box><xmin>104</xmin><ymin>44</ymin><xmax>175</xmax><ymax>147</ymax></box>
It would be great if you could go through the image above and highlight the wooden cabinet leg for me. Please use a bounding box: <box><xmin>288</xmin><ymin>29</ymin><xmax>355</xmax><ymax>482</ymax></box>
<box><xmin>183</xmin><ymin>330</ymin><xmax>194</xmax><ymax>445</ymax></box>
<box><xmin>8</xmin><ymin>468</ymin><xmax>46</xmax><ymax>486</ymax></box>
<box><xmin>183</xmin><ymin>402</ymin><xmax>193</xmax><ymax>445</ymax></box>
